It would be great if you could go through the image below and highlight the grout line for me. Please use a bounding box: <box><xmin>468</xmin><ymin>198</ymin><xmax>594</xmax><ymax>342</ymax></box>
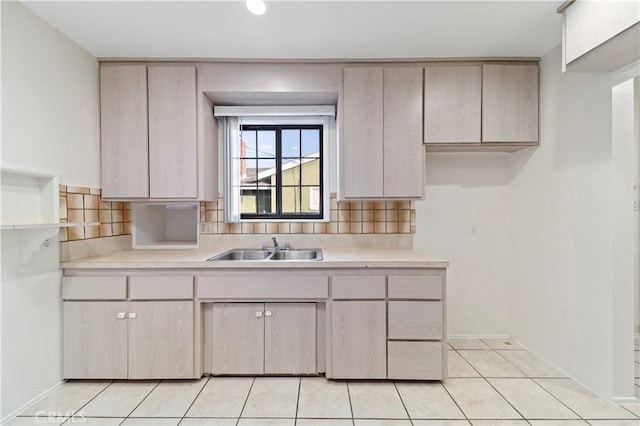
<box><xmin>491</xmin><ymin>348</ymin><xmax>532</xmax><ymax>377</ymax></box>
<box><xmin>440</xmin><ymin>380</ymin><xmax>471</xmax><ymax>423</ymax></box>
<box><xmin>345</xmin><ymin>381</ymin><xmax>355</xmax><ymax>426</ymax></box>
<box><xmin>63</xmin><ymin>380</ymin><xmax>116</xmax><ymax>424</ymax></box>
<box><xmin>123</xmin><ymin>379</ymin><xmax>162</xmax><ymax>420</ymax></box>
<box><xmin>391</xmin><ymin>381</ymin><xmax>413</xmax><ymax>425</ymax></box>
<box><xmin>294</xmin><ymin>377</ymin><xmax>302</xmax><ymax>425</ymax></box>
<box><xmin>180</xmin><ymin>376</ymin><xmax>211</xmax><ymax>423</ymax></box>
<box><xmin>481</xmin><ymin>377</ymin><xmax>528</xmax><ymax>421</ymax></box>
<box><xmin>452</xmin><ymin>347</ymin><xmax>484</xmax><ymax>378</ymax></box>
<box><xmin>530</xmin><ymin>378</ymin><xmax>586</xmax><ymax>422</ymax></box>
<box><xmin>237</xmin><ymin>377</ymin><xmax>256</xmax><ymax>425</ymax></box>
<box><xmin>619</xmin><ymin>404</ymin><xmax>640</xmax><ymax>418</ymax></box>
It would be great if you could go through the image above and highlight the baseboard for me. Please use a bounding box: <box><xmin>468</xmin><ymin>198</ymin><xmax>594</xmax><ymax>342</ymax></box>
<box><xmin>613</xmin><ymin>396</ymin><xmax>639</xmax><ymax>404</ymax></box>
<box><xmin>1</xmin><ymin>380</ymin><xmax>65</xmax><ymax>425</ymax></box>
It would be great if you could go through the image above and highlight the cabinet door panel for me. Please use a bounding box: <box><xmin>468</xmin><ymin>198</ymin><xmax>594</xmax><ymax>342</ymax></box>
<box><xmin>211</xmin><ymin>303</ymin><xmax>264</xmax><ymax>375</ymax></box>
<box><xmin>424</xmin><ymin>65</ymin><xmax>481</xmax><ymax>143</ymax></box>
<box><xmin>343</xmin><ymin>67</ymin><xmax>384</xmax><ymax>198</ymax></box>
<box><xmin>383</xmin><ymin>67</ymin><xmax>424</xmax><ymax>198</ymax></box>
<box><xmin>482</xmin><ymin>64</ymin><xmax>539</xmax><ymax>143</ymax></box>
<box><xmin>63</xmin><ymin>301</ymin><xmax>127</xmax><ymax>379</ymax></box>
<box><xmin>331</xmin><ymin>301</ymin><xmax>386</xmax><ymax>379</ymax></box>
<box><xmin>128</xmin><ymin>301</ymin><xmax>194</xmax><ymax>379</ymax></box>
<box><xmin>388</xmin><ymin>341</ymin><xmax>443</xmax><ymax>380</ymax></box>
<box><xmin>264</xmin><ymin>303</ymin><xmax>316</xmax><ymax>374</ymax></box>
<box><xmin>100</xmin><ymin>65</ymin><xmax>149</xmax><ymax>198</ymax></box>
<box><xmin>148</xmin><ymin>66</ymin><xmax>198</xmax><ymax>198</ymax></box>
<box><xmin>388</xmin><ymin>301</ymin><xmax>442</xmax><ymax>340</ymax></box>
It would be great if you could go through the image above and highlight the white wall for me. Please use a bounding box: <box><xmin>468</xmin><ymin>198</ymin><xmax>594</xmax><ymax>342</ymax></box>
<box><xmin>414</xmin><ymin>153</ymin><xmax>511</xmax><ymax>337</ymax></box>
<box><xmin>1</xmin><ymin>1</ymin><xmax>100</xmax><ymax>187</ymax></box>
<box><xmin>507</xmin><ymin>45</ymin><xmax>634</xmax><ymax>401</ymax></box>
<box><xmin>1</xmin><ymin>2</ymin><xmax>100</xmax><ymax>419</ymax></box>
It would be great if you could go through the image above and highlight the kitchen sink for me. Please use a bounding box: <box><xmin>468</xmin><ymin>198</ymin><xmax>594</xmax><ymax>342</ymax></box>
<box><xmin>207</xmin><ymin>248</ymin><xmax>323</xmax><ymax>261</ymax></box>
<box><xmin>269</xmin><ymin>250</ymin><xmax>322</xmax><ymax>261</ymax></box>
<box><xmin>207</xmin><ymin>249</ymin><xmax>272</xmax><ymax>261</ymax></box>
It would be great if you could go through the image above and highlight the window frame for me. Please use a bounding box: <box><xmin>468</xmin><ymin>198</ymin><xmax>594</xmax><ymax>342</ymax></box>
<box><xmin>236</xmin><ymin>116</ymin><xmax>331</xmax><ymax>222</ymax></box>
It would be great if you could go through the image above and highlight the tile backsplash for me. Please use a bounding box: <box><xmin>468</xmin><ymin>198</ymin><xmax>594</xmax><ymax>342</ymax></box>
<box><xmin>59</xmin><ymin>185</ymin><xmax>131</xmax><ymax>241</ymax></box>
<box><xmin>200</xmin><ymin>193</ymin><xmax>415</xmax><ymax>235</ymax></box>
<box><xmin>58</xmin><ymin>187</ymin><xmax>414</xmax><ymax>242</ymax></box>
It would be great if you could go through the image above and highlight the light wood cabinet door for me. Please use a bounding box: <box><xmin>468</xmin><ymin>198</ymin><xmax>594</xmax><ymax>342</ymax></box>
<box><xmin>331</xmin><ymin>301</ymin><xmax>386</xmax><ymax>379</ymax></box>
<box><xmin>211</xmin><ymin>303</ymin><xmax>264</xmax><ymax>375</ymax></box>
<box><xmin>63</xmin><ymin>301</ymin><xmax>127</xmax><ymax>379</ymax></box>
<box><xmin>482</xmin><ymin>64</ymin><xmax>539</xmax><ymax>143</ymax></box>
<box><xmin>264</xmin><ymin>303</ymin><xmax>316</xmax><ymax>374</ymax></box>
<box><xmin>388</xmin><ymin>341</ymin><xmax>443</xmax><ymax>380</ymax></box>
<box><xmin>383</xmin><ymin>67</ymin><xmax>423</xmax><ymax>198</ymax></box>
<box><xmin>100</xmin><ymin>65</ymin><xmax>149</xmax><ymax>198</ymax></box>
<box><xmin>342</xmin><ymin>67</ymin><xmax>384</xmax><ymax>198</ymax></box>
<box><xmin>424</xmin><ymin>65</ymin><xmax>482</xmax><ymax>143</ymax></box>
<box><xmin>148</xmin><ymin>66</ymin><xmax>198</xmax><ymax>199</ymax></box>
<box><xmin>388</xmin><ymin>301</ymin><xmax>443</xmax><ymax>340</ymax></box>
<box><xmin>128</xmin><ymin>301</ymin><xmax>194</xmax><ymax>379</ymax></box>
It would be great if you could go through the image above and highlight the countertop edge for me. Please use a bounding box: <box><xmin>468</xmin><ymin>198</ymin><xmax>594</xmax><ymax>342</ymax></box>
<box><xmin>60</xmin><ymin>260</ymin><xmax>450</xmax><ymax>269</ymax></box>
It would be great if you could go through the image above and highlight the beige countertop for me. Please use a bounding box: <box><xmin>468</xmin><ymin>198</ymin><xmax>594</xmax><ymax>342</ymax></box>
<box><xmin>60</xmin><ymin>247</ymin><xmax>449</xmax><ymax>269</ymax></box>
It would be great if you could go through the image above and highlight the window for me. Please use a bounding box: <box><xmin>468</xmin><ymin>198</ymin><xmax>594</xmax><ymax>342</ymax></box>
<box><xmin>239</xmin><ymin>125</ymin><xmax>323</xmax><ymax>220</ymax></box>
<box><xmin>215</xmin><ymin>106</ymin><xmax>333</xmax><ymax>223</ymax></box>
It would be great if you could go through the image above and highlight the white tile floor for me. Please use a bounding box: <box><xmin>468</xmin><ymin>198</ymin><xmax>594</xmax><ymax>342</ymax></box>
<box><xmin>8</xmin><ymin>339</ymin><xmax>640</xmax><ymax>426</ymax></box>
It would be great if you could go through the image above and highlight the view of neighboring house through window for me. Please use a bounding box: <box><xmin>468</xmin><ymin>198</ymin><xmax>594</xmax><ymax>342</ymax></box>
<box><xmin>239</xmin><ymin>125</ymin><xmax>322</xmax><ymax>219</ymax></box>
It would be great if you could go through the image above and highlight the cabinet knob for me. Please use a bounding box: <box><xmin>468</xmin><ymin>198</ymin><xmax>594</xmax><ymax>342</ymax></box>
<box><xmin>128</xmin><ymin>313</ymin><xmax>137</xmax><ymax>319</ymax></box>
<box><xmin>265</xmin><ymin>310</ymin><xmax>272</xmax><ymax>317</ymax></box>
<box><xmin>117</xmin><ymin>312</ymin><xmax>126</xmax><ymax>319</ymax></box>
<box><xmin>255</xmin><ymin>311</ymin><xmax>263</xmax><ymax>318</ymax></box>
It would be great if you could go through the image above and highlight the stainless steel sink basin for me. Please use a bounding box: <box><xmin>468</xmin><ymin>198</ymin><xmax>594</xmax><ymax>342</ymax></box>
<box><xmin>269</xmin><ymin>250</ymin><xmax>323</xmax><ymax>261</ymax></box>
<box><xmin>207</xmin><ymin>249</ymin><xmax>272</xmax><ymax>261</ymax></box>
<box><xmin>207</xmin><ymin>248</ymin><xmax>323</xmax><ymax>261</ymax></box>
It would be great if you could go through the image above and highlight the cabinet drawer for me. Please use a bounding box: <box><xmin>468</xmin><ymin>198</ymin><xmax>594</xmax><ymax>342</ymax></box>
<box><xmin>388</xmin><ymin>275</ymin><xmax>442</xmax><ymax>300</ymax></box>
<box><xmin>129</xmin><ymin>276</ymin><xmax>193</xmax><ymax>300</ymax></box>
<box><xmin>388</xmin><ymin>301</ymin><xmax>443</xmax><ymax>340</ymax></box>
<box><xmin>332</xmin><ymin>276</ymin><xmax>385</xmax><ymax>300</ymax></box>
<box><xmin>388</xmin><ymin>341</ymin><xmax>443</xmax><ymax>380</ymax></box>
<box><xmin>63</xmin><ymin>277</ymin><xmax>127</xmax><ymax>300</ymax></box>
<box><xmin>197</xmin><ymin>276</ymin><xmax>328</xmax><ymax>299</ymax></box>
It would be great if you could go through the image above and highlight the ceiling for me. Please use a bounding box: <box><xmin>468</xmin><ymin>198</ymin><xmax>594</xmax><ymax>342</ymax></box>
<box><xmin>22</xmin><ymin>1</ymin><xmax>563</xmax><ymax>60</ymax></box>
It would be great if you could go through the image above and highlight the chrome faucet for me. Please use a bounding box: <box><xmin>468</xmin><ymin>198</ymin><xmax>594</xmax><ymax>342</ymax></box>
<box><xmin>263</xmin><ymin>236</ymin><xmax>289</xmax><ymax>251</ymax></box>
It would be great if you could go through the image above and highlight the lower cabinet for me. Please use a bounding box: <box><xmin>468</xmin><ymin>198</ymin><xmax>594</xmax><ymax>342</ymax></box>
<box><xmin>331</xmin><ymin>301</ymin><xmax>387</xmax><ymax>379</ymax></box>
<box><xmin>211</xmin><ymin>302</ymin><xmax>316</xmax><ymax>375</ymax></box>
<box><xmin>128</xmin><ymin>301</ymin><xmax>194</xmax><ymax>379</ymax></box>
<box><xmin>63</xmin><ymin>301</ymin><xmax>128</xmax><ymax>379</ymax></box>
<box><xmin>63</xmin><ymin>300</ymin><xmax>194</xmax><ymax>379</ymax></box>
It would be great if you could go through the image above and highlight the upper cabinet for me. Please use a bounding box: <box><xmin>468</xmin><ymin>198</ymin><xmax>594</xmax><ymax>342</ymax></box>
<box><xmin>100</xmin><ymin>65</ymin><xmax>149</xmax><ymax>198</ymax></box>
<box><xmin>560</xmin><ymin>0</ymin><xmax>640</xmax><ymax>72</ymax></box>
<box><xmin>100</xmin><ymin>64</ymin><xmax>215</xmax><ymax>201</ymax></box>
<box><xmin>341</xmin><ymin>67</ymin><xmax>423</xmax><ymax>200</ymax></box>
<box><xmin>147</xmin><ymin>67</ymin><xmax>198</xmax><ymax>199</ymax></box>
<box><xmin>424</xmin><ymin>65</ymin><xmax>482</xmax><ymax>144</ymax></box>
<box><xmin>482</xmin><ymin>64</ymin><xmax>539</xmax><ymax>143</ymax></box>
<box><xmin>424</xmin><ymin>62</ymin><xmax>539</xmax><ymax>152</ymax></box>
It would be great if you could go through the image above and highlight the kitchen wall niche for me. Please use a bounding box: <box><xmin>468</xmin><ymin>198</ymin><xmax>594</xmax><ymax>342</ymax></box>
<box><xmin>132</xmin><ymin>203</ymin><xmax>199</xmax><ymax>249</ymax></box>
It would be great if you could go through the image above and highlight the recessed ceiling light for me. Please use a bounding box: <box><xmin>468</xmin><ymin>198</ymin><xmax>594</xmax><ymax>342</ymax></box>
<box><xmin>246</xmin><ymin>0</ymin><xmax>267</xmax><ymax>15</ymax></box>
